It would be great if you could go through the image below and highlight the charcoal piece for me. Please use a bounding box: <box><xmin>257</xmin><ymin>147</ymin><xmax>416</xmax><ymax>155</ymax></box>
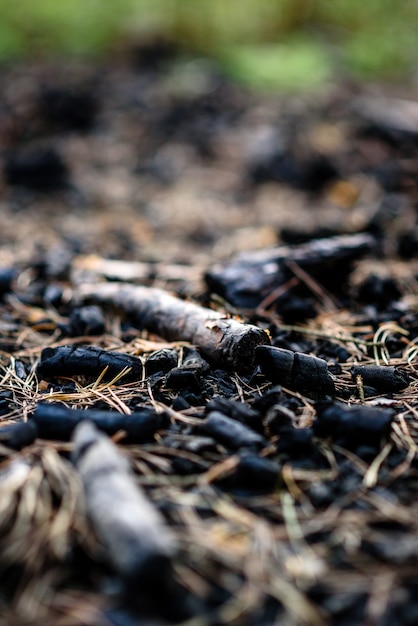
<box><xmin>0</xmin><ymin>421</ymin><xmax>38</xmax><ymax>450</ymax></box>
<box><xmin>37</xmin><ymin>345</ymin><xmax>143</xmax><ymax>383</ymax></box>
<box><xmin>32</xmin><ymin>402</ymin><xmax>160</xmax><ymax>442</ymax></box>
<box><xmin>202</xmin><ymin>411</ymin><xmax>267</xmax><ymax>450</ymax></box>
<box><xmin>72</xmin><ymin>421</ymin><xmax>176</xmax><ymax>594</ymax></box>
<box><xmin>252</xmin><ymin>386</ymin><xmax>283</xmax><ymax>413</ymax></box>
<box><xmin>171</xmin><ymin>395</ymin><xmax>191</xmax><ymax>411</ymax></box>
<box><xmin>14</xmin><ymin>360</ymin><xmax>27</xmax><ymax>381</ymax></box>
<box><xmin>398</xmin><ymin>230</ymin><xmax>418</xmax><ymax>259</ymax></box>
<box><xmin>205</xmin><ymin>233</ymin><xmax>375</xmax><ymax>308</ymax></box>
<box><xmin>356</xmin><ymin>274</ymin><xmax>401</xmax><ymax>307</ymax></box>
<box><xmin>217</xmin><ymin>453</ymin><xmax>279</xmax><ymax>494</ymax></box>
<box><xmin>43</xmin><ymin>283</ymin><xmax>65</xmax><ymax>306</ymax></box>
<box><xmin>278</xmin><ymin>296</ymin><xmax>317</xmax><ymax>323</ymax></box>
<box><xmin>206</xmin><ymin>396</ymin><xmax>263</xmax><ymax>433</ymax></box>
<box><xmin>276</xmin><ymin>426</ymin><xmax>314</xmax><ymax>456</ymax></box>
<box><xmin>144</xmin><ymin>348</ymin><xmax>178</xmax><ymax>377</ymax></box>
<box><xmin>69</xmin><ymin>305</ymin><xmax>106</xmax><ymax>336</ymax></box>
<box><xmin>314</xmin><ymin>401</ymin><xmax>394</xmax><ymax>447</ymax></box>
<box><xmin>181</xmin><ymin>436</ymin><xmax>218</xmax><ymax>454</ymax></box>
<box><xmin>181</xmin><ymin>346</ymin><xmax>210</xmax><ymax>373</ymax></box>
<box><xmin>0</xmin><ymin>268</ymin><xmax>15</xmax><ymax>297</ymax></box>
<box><xmin>4</xmin><ymin>147</ymin><xmax>69</xmax><ymax>192</ymax></box>
<box><xmin>264</xmin><ymin>405</ymin><xmax>295</xmax><ymax>434</ymax></box>
<box><xmin>234</xmin><ymin>453</ymin><xmax>279</xmax><ymax>492</ymax></box>
<box><xmin>38</xmin><ymin>86</ymin><xmax>98</xmax><ymax>132</ymax></box>
<box><xmin>248</xmin><ymin>149</ymin><xmax>338</xmax><ymax>193</ymax></box>
<box><xmin>166</xmin><ymin>367</ymin><xmax>201</xmax><ymax>391</ymax></box>
<box><xmin>255</xmin><ymin>345</ymin><xmax>335</xmax><ymax>401</ymax></box>
<box><xmin>351</xmin><ymin>365</ymin><xmax>410</xmax><ymax>393</ymax></box>
<box><xmin>76</xmin><ymin>283</ymin><xmax>270</xmax><ymax>370</ymax></box>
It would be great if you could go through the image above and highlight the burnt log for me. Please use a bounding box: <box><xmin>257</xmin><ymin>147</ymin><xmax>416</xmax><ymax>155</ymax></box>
<box><xmin>72</xmin><ymin>421</ymin><xmax>176</xmax><ymax>594</ymax></box>
<box><xmin>75</xmin><ymin>283</ymin><xmax>270</xmax><ymax>370</ymax></box>
<box><xmin>205</xmin><ymin>233</ymin><xmax>375</xmax><ymax>308</ymax></box>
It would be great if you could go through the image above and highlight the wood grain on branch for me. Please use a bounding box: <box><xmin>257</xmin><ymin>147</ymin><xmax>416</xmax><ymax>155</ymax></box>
<box><xmin>75</xmin><ymin>283</ymin><xmax>270</xmax><ymax>370</ymax></box>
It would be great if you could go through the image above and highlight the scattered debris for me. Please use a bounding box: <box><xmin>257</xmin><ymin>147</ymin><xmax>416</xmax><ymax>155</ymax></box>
<box><xmin>0</xmin><ymin>58</ymin><xmax>418</xmax><ymax>626</ymax></box>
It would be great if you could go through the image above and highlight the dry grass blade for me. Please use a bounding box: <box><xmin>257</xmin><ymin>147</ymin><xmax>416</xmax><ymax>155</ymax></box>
<box><xmin>0</xmin><ymin>446</ymin><xmax>89</xmax><ymax>596</ymax></box>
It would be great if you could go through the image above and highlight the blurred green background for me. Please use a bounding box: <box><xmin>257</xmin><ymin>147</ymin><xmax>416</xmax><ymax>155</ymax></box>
<box><xmin>0</xmin><ymin>0</ymin><xmax>417</xmax><ymax>90</ymax></box>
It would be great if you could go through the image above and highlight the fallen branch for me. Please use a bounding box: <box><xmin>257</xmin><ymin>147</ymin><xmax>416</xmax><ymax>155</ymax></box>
<box><xmin>205</xmin><ymin>233</ymin><xmax>375</xmax><ymax>308</ymax></box>
<box><xmin>75</xmin><ymin>283</ymin><xmax>270</xmax><ymax>370</ymax></box>
<box><xmin>72</xmin><ymin>254</ymin><xmax>201</xmax><ymax>285</ymax></box>
<box><xmin>72</xmin><ymin>421</ymin><xmax>176</xmax><ymax>592</ymax></box>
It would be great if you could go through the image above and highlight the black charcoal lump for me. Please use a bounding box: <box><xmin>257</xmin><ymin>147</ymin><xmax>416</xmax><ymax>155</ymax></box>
<box><xmin>32</xmin><ymin>402</ymin><xmax>161</xmax><ymax>442</ymax></box>
<box><xmin>0</xmin><ymin>421</ymin><xmax>38</xmax><ymax>450</ymax></box>
<box><xmin>202</xmin><ymin>411</ymin><xmax>267</xmax><ymax>451</ymax></box>
<box><xmin>351</xmin><ymin>365</ymin><xmax>410</xmax><ymax>394</ymax></box>
<box><xmin>314</xmin><ymin>401</ymin><xmax>395</xmax><ymax>447</ymax></box>
<box><xmin>37</xmin><ymin>344</ymin><xmax>143</xmax><ymax>383</ymax></box>
<box><xmin>255</xmin><ymin>345</ymin><xmax>335</xmax><ymax>400</ymax></box>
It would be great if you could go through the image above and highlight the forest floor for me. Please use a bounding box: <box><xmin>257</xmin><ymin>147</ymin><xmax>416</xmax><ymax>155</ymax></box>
<box><xmin>0</xmin><ymin>52</ymin><xmax>418</xmax><ymax>625</ymax></box>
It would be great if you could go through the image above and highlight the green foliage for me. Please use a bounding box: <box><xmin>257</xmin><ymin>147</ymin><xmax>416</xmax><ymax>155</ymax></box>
<box><xmin>0</xmin><ymin>0</ymin><xmax>416</xmax><ymax>88</ymax></box>
<box><xmin>220</xmin><ymin>39</ymin><xmax>333</xmax><ymax>91</ymax></box>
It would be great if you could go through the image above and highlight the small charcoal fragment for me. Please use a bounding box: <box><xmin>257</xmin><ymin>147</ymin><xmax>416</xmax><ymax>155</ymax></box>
<box><xmin>356</xmin><ymin>274</ymin><xmax>401</xmax><ymax>307</ymax></box>
<box><xmin>38</xmin><ymin>86</ymin><xmax>98</xmax><ymax>132</ymax></box>
<box><xmin>32</xmin><ymin>402</ymin><xmax>161</xmax><ymax>442</ymax></box>
<box><xmin>255</xmin><ymin>345</ymin><xmax>335</xmax><ymax>400</ymax></box>
<box><xmin>351</xmin><ymin>365</ymin><xmax>410</xmax><ymax>393</ymax></box>
<box><xmin>252</xmin><ymin>386</ymin><xmax>283</xmax><ymax>413</ymax></box>
<box><xmin>202</xmin><ymin>411</ymin><xmax>267</xmax><ymax>450</ymax></box>
<box><xmin>264</xmin><ymin>405</ymin><xmax>295</xmax><ymax>434</ymax></box>
<box><xmin>276</xmin><ymin>426</ymin><xmax>314</xmax><ymax>456</ymax></box>
<box><xmin>206</xmin><ymin>396</ymin><xmax>263</xmax><ymax>433</ymax></box>
<box><xmin>398</xmin><ymin>230</ymin><xmax>418</xmax><ymax>259</ymax></box>
<box><xmin>217</xmin><ymin>453</ymin><xmax>279</xmax><ymax>494</ymax></box>
<box><xmin>0</xmin><ymin>268</ymin><xmax>15</xmax><ymax>298</ymax></box>
<box><xmin>248</xmin><ymin>149</ymin><xmax>338</xmax><ymax>193</ymax></box>
<box><xmin>72</xmin><ymin>421</ymin><xmax>176</xmax><ymax>597</ymax></box>
<box><xmin>0</xmin><ymin>421</ymin><xmax>38</xmax><ymax>450</ymax></box>
<box><xmin>37</xmin><ymin>345</ymin><xmax>143</xmax><ymax>383</ymax></box>
<box><xmin>166</xmin><ymin>367</ymin><xmax>201</xmax><ymax>391</ymax></box>
<box><xmin>14</xmin><ymin>360</ymin><xmax>27</xmax><ymax>381</ymax></box>
<box><xmin>69</xmin><ymin>305</ymin><xmax>106</xmax><ymax>336</ymax></box>
<box><xmin>181</xmin><ymin>346</ymin><xmax>210</xmax><ymax>373</ymax></box>
<box><xmin>144</xmin><ymin>348</ymin><xmax>178</xmax><ymax>377</ymax></box>
<box><xmin>4</xmin><ymin>147</ymin><xmax>69</xmax><ymax>191</ymax></box>
<box><xmin>314</xmin><ymin>401</ymin><xmax>394</xmax><ymax>447</ymax></box>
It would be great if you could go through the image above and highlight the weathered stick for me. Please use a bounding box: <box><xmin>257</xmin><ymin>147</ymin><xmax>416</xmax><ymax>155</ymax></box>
<box><xmin>75</xmin><ymin>283</ymin><xmax>270</xmax><ymax>370</ymax></box>
<box><xmin>72</xmin><ymin>254</ymin><xmax>201</xmax><ymax>285</ymax></box>
<box><xmin>72</xmin><ymin>421</ymin><xmax>176</xmax><ymax>587</ymax></box>
<box><xmin>205</xmin><ymin>233</ymin><xmax>375</xmax><ymax>308</ymax></box>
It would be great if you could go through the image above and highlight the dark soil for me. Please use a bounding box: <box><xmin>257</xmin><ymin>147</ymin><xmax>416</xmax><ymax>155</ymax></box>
<box><xmin>1</xmin><ymin>53</ymin><xmax>418</xmax><ymax>625</ymax></box>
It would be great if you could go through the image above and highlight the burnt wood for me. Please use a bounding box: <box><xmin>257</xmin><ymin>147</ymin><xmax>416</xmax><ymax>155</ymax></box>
<box><xmin>76</xmin><ymin>283</ymin><xmax>270</xmax><ymax>370</ymax></box>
